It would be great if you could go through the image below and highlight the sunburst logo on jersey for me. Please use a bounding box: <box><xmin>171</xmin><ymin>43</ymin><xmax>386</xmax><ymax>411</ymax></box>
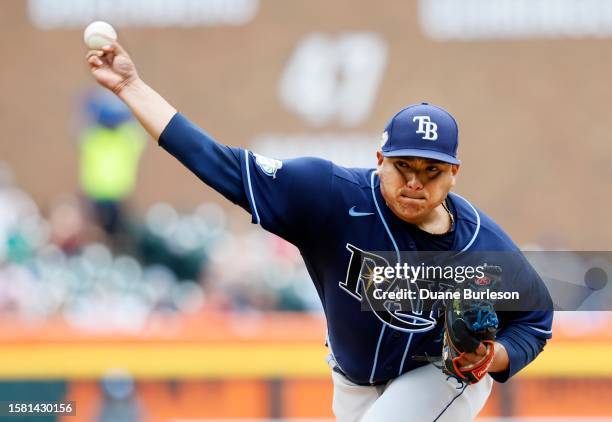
<box><xmin>254</xmin><ymin>153</ymin><xmax>283</xmax><ymax>178</ymax></box>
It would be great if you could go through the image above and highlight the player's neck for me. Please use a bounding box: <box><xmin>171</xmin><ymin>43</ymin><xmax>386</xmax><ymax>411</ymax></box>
<box><xmin>415</xmin><ymin>202</ymin><xmax>453</xmax><ymax>235</ymax></box>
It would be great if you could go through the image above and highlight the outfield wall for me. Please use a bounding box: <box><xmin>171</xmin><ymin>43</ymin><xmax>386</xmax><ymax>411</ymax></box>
<box><xmin>0</xmin><ymin>313</ymin><xmax>609</xmax><ymax>420</ymax></box>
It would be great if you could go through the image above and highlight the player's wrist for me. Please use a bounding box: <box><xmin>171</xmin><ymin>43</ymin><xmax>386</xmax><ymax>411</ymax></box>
<box><xmin>114</xmin><ymin>75</ymin><xmax>143</xmax><ymax>97</ymax></box>
<box><xmin>488</xmin><ymin>341</ymin><xmax>509</xmax><ymax>373</ymax></box>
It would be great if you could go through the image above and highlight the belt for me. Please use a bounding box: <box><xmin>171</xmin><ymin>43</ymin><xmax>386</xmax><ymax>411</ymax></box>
<box><xmin>327</xmin><ymin>354</ymin><xmax>387</xmax><ymax>387</ymax></box>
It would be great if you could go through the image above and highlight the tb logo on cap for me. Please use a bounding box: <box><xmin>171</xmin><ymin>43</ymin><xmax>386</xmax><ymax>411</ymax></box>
<box><xmin>413</xmin><ymin>115</ymin><xmax>438</xmax><ymax>141</ymax></box>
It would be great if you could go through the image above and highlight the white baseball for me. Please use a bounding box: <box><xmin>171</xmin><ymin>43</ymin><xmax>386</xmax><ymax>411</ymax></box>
<box><xmin>83</xmin><ymin>21</ymin><xmax>117</xmax><ymax>50</ymax></box>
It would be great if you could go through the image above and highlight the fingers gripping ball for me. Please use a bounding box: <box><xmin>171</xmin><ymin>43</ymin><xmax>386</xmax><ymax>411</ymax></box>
<box><xmin>442</xmin><ymin>265</ymin><xmax>502</xmax><ymax>384</ymax></box>
<box><xmin>84</xmin><ymin>21</ymin><xmax>117</xmax><ymax>50</ymax></box>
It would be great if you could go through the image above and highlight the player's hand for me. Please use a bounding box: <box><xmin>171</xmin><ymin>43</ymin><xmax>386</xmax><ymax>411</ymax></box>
<box><xmin>456</xmin><ymin>342</ymin><xmax>489</xmax><ymax>370</ymax></box>
<box><xmin>86</xmin><ymin>42</ymin><xmax>139</xmax><ymax>95</ymax></box>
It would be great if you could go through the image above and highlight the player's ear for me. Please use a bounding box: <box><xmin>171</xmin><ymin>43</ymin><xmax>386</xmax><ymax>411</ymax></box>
<box><xmin>449</xmin><ymin>164</ymin><xmax>459</xmax><ymax>188</ymax></box>
<box><xmin>376</xmin><ymin>150</ymin><xmax>384</xmax><ymax>167</ymax></box>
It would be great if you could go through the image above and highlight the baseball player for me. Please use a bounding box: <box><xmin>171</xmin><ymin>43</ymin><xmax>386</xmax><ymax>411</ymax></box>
<box><xmin>86</xmin><ymin>43</ymin><xmax>553</xmax><ymax>421</ymax></box>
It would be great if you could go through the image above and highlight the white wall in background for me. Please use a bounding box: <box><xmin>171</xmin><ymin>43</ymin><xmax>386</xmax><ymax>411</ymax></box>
<box><xmin>279</xmin><ymin>32</ymin><xmax>388</xmax><ymax>128</ymax></box>
<box><xmin>28</xmin><ymin>0</ymin><xmax>260</xmax><ymax>29</ymax></box>
<box><xmin>419</xmin><ymin>0</ymin><xmax>612</xmax><ymax>40</ymax></box>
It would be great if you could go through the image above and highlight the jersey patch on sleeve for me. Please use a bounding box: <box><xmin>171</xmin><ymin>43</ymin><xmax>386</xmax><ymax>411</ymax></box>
<box><xmin>254</xmin><ymin>153</ymin><xmax>283</xmax><ymax>178</ymax></box>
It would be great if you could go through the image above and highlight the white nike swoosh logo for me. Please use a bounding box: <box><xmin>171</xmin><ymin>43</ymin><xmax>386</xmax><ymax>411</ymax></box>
<box><xmin>349</xmin><ymin>206</ymin><xmax>374</xmax><ymax>217</ymax></box>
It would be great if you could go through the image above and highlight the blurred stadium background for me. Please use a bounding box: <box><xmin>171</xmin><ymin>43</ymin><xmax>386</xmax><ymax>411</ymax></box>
<box><xmin>1</xmin><ymin>0</ymin><xmax>611</xmax><ymax>420</ymax></box>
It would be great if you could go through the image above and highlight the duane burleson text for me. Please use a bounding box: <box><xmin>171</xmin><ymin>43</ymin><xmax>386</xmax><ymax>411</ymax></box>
<box><xmin>371</xmin><ymin>288</ymin><xmax>519</xmax><ymax>301</ymax></box>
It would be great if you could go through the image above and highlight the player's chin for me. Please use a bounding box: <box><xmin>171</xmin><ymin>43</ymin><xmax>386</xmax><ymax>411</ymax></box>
<box><xmin>398</xmin><ymin>196</ymin><xmax>427</xmax><ymax>207</ymax></box>
<box><xmin>393</xmin><ymin>201</ymin><xmax>428</xmax><ymax>221</ymax></box>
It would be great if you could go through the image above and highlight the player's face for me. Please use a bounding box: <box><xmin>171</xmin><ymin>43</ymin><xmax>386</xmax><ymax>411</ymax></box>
<box><xmin>376</xmin><ymin>152</ymin><xmax>459</xmax><ymax>224</ymax></box>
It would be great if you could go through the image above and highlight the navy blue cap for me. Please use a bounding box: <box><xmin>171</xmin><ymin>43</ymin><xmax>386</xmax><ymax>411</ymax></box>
<box><xmin>381</xmin><ymin>103</ymin><xmax>460</xmax><ymax>165</ymax></box>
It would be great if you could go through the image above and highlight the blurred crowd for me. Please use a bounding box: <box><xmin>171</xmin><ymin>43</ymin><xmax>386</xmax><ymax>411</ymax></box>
<box><xmin>0</xmin><ymin>159</ymin><xmax>320</xmax><ymax>331</ymax></box>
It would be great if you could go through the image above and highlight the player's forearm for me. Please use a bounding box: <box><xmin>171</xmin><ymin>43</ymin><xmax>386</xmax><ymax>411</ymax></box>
<box><xmin>117</xmin><ymin>78</ymin><xmax>177</xmax><ymax>142</ymax></box>
<box><xmin>489</xmin><ymin>341</ymin><xmax>509</xmax><ymax>373</ymax></box>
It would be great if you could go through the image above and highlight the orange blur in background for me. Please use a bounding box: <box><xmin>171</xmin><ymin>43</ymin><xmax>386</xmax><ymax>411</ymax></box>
<box><xmin>0</xmin><ymin>312</ymin><xmax>608</xmax><ymax>420</ymax></box>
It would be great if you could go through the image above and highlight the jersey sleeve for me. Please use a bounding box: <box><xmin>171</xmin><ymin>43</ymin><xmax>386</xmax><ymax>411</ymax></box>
<box><xmin>158</xmin><ymin>112</ymin><xmax>250</xmax><ymax>209</ymax></box>
<box><xmin>158</xmin><ymin>112</ymin><xmax>334</xmax><ymax>247</ymax></box>
<box><xmin>238</xmin><ymin>149</ymin><xmax>334</xmax><ymax>247</ymax></box>
<box><xmin>491</xmin><ymin>261</ymin><xmax>554</xmax><ymax>382</ymax></box>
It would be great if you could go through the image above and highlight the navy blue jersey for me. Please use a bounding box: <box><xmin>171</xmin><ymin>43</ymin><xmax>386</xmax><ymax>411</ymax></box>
<box><xmin>160</xmin><ymin>113</ymin><xmax>553</xmax><ymax>385</ymax></box>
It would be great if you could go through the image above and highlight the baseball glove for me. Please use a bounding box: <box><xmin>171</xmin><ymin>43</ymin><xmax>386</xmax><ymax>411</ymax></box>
<box><xmin>442</xmin><ymin>265</ymin><xmax>502</xmax><ymax>384</ymax></box>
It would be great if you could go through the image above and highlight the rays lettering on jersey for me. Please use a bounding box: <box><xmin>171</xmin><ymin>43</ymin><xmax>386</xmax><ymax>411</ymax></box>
<box><xmin>339</xmin><ymin>243</ymin><xmax>439</xmax><ymax>333</ymax></box>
